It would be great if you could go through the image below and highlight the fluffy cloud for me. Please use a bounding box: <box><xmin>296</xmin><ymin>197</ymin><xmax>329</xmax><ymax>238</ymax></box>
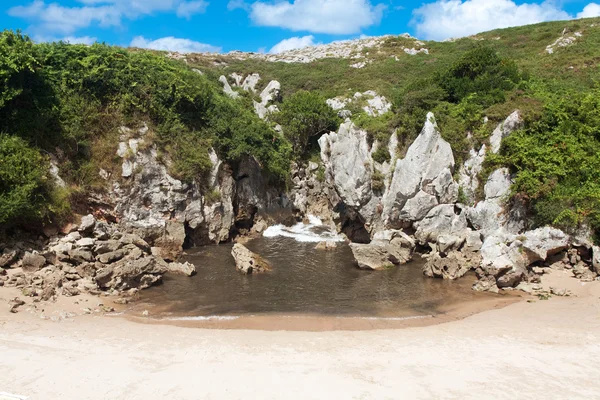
<box><xmin>130</xmin><ymin>36</ymin><xmax>221</xmax><ymax>53</ymax></box>
<box><xmin>269</xmin><ymin>35</ymin><xmax>316</xmax><ymax>53</ymax></box>
<box><xmin>577</xmin><ymin>3</ymin><xmax>600</xmax><ymax>18</ymax></box>
<box><xmin>412</xmin><ymin>0</ymin><xmax>570</xmax><ymax>41</ymax></box>
<box><xmin>9</xmin><ymin>0</ymin><xmax>209</xmax><ymax>35</ymax></box>
<box><xmin>250</xmin><ymin>0</ymin><xmax>386</xmax><ymax>35</ymax></box>
<box><xmin>177</xmin><ymin>1</ymin><xmax>209</xmax><ymax>18</ymax></box>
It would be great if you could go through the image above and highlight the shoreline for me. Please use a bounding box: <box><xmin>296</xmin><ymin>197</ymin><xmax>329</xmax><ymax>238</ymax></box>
<box><xmin>124</xmin><ymin>290</ymin><xmax>521</xmax><ymax>331</ymax></box>
<box><xmin>1</xmin><ymin>270</ymin><xmax>599</xmax><ymax>399</ymax></box>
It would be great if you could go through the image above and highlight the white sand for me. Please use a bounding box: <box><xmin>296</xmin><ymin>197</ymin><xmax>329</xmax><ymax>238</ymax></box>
<box><xmin>1</xmin><ymin>270</ymin><xmax>600</xmax><ymax>400</ymax></box>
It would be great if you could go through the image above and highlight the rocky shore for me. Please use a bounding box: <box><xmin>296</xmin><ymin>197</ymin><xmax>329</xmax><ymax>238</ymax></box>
<box><xmin>1</xmin><ymin>72</ymin><xmax>599</xmax><ymax>308</ymax></box>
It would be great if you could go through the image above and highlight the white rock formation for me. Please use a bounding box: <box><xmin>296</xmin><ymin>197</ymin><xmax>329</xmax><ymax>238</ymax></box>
<box><xmin>383</xmin><ymin>113</ymin><xmax>458</xmax><ymax>226</ymax></box>
<box><xmin>349</xmin><ymin>229</ymin><xmax>415</xmax><ymax>270</ymax></box>
<box><xmin>465</xmin><ymin>168</ymin><xmax>513</xmax><ymax>237</ymax></box>
<box><xmin>319</xmin><ymin>121</ymin><xmax>373</xmax><ymax>208</ymax></box>
<box><xmin>218</xmin><ymin>75</ymin><xmax>239</xmax><ymax>99</ymax></box>
<box><xmin>254</xmin><ymin>80</ymin><xmax>281</xmax><ymax>119</ymax></box>
<box><xmin>457</xmin><ymin>145</ymin><xmax>486</xmax><ymax>204</ymax></box>
<box><xmin>546</xmin><ymin>31</ymin><xmax>582</xmax><ymax>54</ymax></box>
<box><xmin>414</xmin><ymin>205</ymin><xmax>469</xmax><ymax>248</ymax></box>
<box><xmin>489</xmin><ymin>111</ymin><xmax>523</xmax><ymax>154</ymax></box>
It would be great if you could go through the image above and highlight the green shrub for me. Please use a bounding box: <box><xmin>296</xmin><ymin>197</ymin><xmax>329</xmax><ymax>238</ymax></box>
<box><xmin>275</xmin><ymin>90</ymin><xmax>340</xmax><ymax>156</ymax></box>
<box><xmin>492</xmin><ymin>89</ymin><xmax>600</xmax><ymax>236</ymax></box>
<box><xmin>0</xmin><ymin>134</ymin><xmax>50</xmax><ymax>224</ymax></box>
<box><xmin>435</xmin><ymin>46</ymin><xmax>523</xmax><ymax>106</ymax></box>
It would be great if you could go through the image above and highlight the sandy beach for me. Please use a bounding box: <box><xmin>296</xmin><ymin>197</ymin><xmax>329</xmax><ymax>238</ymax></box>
<box><xmin>1</xmin><ymin>269</ymin><xmax>600</xmax><ymax>400</ymax></box>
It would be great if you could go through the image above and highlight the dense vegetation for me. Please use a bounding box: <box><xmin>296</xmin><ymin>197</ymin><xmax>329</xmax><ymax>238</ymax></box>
<box><xmin>0</xmin><ymin>17</ymin><xmax>599</xmax><ymax>239</ymax></box>
<box><xmin>0</xmin><ymin>30</ymin><xmax>291</xmax><ymax>226</ymax></box>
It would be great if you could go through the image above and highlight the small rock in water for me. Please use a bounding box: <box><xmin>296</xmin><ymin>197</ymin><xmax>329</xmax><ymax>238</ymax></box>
<box><xmin>315</xmin><ymin>241</ymin><xmax>338</xmax><ymax>251</ymax></box>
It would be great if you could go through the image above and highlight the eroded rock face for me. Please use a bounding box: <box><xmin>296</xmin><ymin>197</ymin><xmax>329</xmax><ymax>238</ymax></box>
<box><xmin>466</xmin><ymin>168</ymin><xmax>517</xmax><ymax>237</ymax></box>
<box><xmin>457</xmin><ymin>145</ymin><xmax>486</xmax><ymax>204</ymax></box>
<box><xmin>231</xmin><ymin>243</ymin><xmax>271</xmax><ymax>274</ymax></box>
<box><xmin>383</xmin><ymin>113</ymin><xmax>458</xmax><ymax>227</ymax></box>
<box><xmin>319</xmin><ymin>121</ymin><xmax>373</xmax><ymax>208</ymax></box>
<box><xmin>489</xmin><ymin>111</ymin><xmax>523</xmax><ymax>154</ymax></box>
<box><xmin>414</xmin><ymin>205</ymin><xmax>468</xmax><ymax>248</ymax></box>
<box><xmin>349</xmin><ymin>229</ymin><xmax>414</xmax><ymax>270</ymax></box>
<box><xmin>477</xmin><ymin>227</ymin><xmax>571</xmax><ymax>289</ymax></box>
<box><xmin>423</xmin><ymin>250</ymin><xmax>481</xmax><ymax>280</ymax></box>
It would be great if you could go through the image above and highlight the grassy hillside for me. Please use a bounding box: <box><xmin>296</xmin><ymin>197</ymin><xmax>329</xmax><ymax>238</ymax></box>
<box><xmin>0</xmin><ymin>18</ymin><xmax>599</xmax><ymax>238</ymax></box>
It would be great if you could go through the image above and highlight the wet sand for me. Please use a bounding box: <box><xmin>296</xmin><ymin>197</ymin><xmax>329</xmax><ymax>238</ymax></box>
<box><xmin>1</xmin><ymin>270</ymin><xmax>600</xmax><ymax>399</ymax></box>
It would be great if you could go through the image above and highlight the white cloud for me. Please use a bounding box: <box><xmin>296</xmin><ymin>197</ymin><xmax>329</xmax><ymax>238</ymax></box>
<box><xmin>227</xmin><ymin>0</ymin><xmax>249</xmax><ymax>11</ymax></box>
<box><xmin>130</xmin><ymin>36</ymin><xmax>221</xmax><ymax>53</ymax></box>
<box><xmin>577</xmin><ymin>3</ymin><xmax>600</xmax><ymax>18</ymax></box>
<box><xmin>9</xmin><ymin>0</ymin><xmax>209</xmax><ymax>35</ymax></box>
<box><xmin>177</xmin><ymin>1</ymin><xmax>209</xmax><ymax>18</ymax></box>
<box><xmin>250</xmin><ymin>0</ymin><xmax>386</xmax><ymax>35</ymax></box>
<box><xmin>412</xmin><ymin>0</ymin><xmax>571</xmax><ymax>41</ymax></box>
<box><xmin>269</xmin><ymin>35</ymin><xmax>316</xmax><ymax>53</ymax></box>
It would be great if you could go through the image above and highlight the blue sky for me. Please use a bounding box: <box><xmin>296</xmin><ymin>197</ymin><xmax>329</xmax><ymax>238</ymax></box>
<box><xmin>1</xmin><ymin>0</ymin><xmax>599</xmax><ymax>53</ymax></box>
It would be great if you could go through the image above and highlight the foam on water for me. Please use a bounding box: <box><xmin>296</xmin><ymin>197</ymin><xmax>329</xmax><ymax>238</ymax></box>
<box><xmin>263</xmin><ymin>215</ymin><xmax>345</xmax><ymax>243</ymax></box>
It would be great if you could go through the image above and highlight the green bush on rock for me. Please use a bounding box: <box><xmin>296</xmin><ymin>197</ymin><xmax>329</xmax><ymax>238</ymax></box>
<box><xmin>0</xmin><ymin>135</ymin><xmax>51</xmax><ymax>224</ymax></box>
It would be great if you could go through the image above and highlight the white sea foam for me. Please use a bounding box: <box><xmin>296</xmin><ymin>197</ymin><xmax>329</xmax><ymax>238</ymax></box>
<box><xmin>263</xmin><ymin>215</ymin><xmax>345</xmax><ymax>243</ymax></box>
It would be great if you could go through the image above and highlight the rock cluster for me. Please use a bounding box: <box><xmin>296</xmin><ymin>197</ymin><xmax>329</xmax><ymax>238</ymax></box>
<box><xmin>350</xmin><ymin>230</ymin><xmax>415</xmax><ymax>270</ymax></box>
<box><xmin>0</xmin><ymin>215</ymin><xmax>195</xmax><ymax>302</ymax></box>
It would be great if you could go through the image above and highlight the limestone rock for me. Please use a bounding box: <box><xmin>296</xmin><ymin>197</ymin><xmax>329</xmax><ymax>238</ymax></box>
<box><xmin>349</xmin><ymin>242</ymin><xmax>411</xmax><ymax>271</ymax></box>
<box><xmin>21</xmin><ymin>252</ymin><xmax>47</xmax><ymax>273</ymax></box>
<box><xmin>349</xmin><ymin>230</ymin><xmax>414</xmax><ymax>271</ymax></box>
<box><xmin>319</xmin><ymin>121</ymin><xmax>372</xmax><ymax>208</ymax></box>
<box><xmin>457</xmin><ymin>145</ymin><xmax>486</xmax><ymax>204</ymax></box>
<box><xmin>466</xmin><ymin>168</ymin><xmax>516</xmax><ymax>237</ymax></box>
<box><xmin>489</xmin><ymin>111</ymin><xmax>523</xmax><ymax>154</ymax></box>
<box><xmin>520</xmin><ymin>227</ymin><xmax>570</xmax><ymax>265</ymax></box>
<box><xmin>0</xmin><ymin>249</ymin><xmax>19</xmax><ymax>268</ymax></box>
<box><xmin>78</xmin><ymin>214</ymin><xmax>96</xmax><ymax>234</ymax></box>
<box><xmin>593</xmin><ymin>246</ymin><xmax>600</xmax><ymax>274</ymax></box>
<box><xmin>167</xmin><ymin>262</ymin><xmax>197</xmax><ymax>277</ymax></box>
<box><xmin>96</xmin><ymin>257</ymin><xmax>168</xmax><ymax>291</ymax></box>
<box><xmin>423</xmin><ymin>250</ymin><xmax>481</xmax><ymax>280</ymax></box>
<box><xmin>219</xmin><ymin>75</ymin><xmax>239</xmax><ymax>99</ymax></box>
<box><xmin>231</xmin><ymin>244</ymin><xmax>271</xmax><ymax>275</ymax></box>
<box><xmin>414</xmin><ymin>205</ymin><xmax>468</xmax><ymax>247</ymax></box>
<box><xmin>383</xmin><ymin>113</ymin><xmax>458</xmax><ymax>226</ymax></box>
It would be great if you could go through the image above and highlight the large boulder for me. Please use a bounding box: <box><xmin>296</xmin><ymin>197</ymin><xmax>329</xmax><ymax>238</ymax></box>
<box><xmin>95</xmin><ymin>256</ymin><xmax>168</xmax><ymax>291</ymax></box>
<box><xmin>231</xmin><ymin>244</ymin><xmax>272</xmax><ymax>274</ymax></box>
<box><xmin>21</xmin><ymin>252</ymin><xmax>47</xmax><ymax>273</ymax></box>
<box><xmin>423</xmin><ymin>250</ymin><xmax>481</xmax><ymax>280</ymax></box>
<box><xmin>167</xmin><ymin>262</ymin><xmax>196</xmax><ymax>277</ymax></box>
<box><xmin>520</xmin><ymin>227</ymin><xmax>570</xmax><ymax>264</ymax></box>
<box><xmin>349</xmin><ymin>229</ymin><xmax>414</xmax><ymax>271</ymax></box>
<box><xmin>383</xmin><ymin>113</ymin><xmax>458</xmax><ymax>226</ymax></box>
<box><xmin>319</xmin><ymin>121</ymin><xmax>373</xmax><ymax>208</ymax></box>
<box><xmin>479</xmin><ymin>227</ymin><xmax>570</xmax><ymax>289</ymax></box>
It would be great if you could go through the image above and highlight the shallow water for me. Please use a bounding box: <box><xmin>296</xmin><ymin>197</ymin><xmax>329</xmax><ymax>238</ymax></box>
<box><xmin>137</xmin><ymin>220</ymin><xmax>489</xmax><ymax>319</ymax></box>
